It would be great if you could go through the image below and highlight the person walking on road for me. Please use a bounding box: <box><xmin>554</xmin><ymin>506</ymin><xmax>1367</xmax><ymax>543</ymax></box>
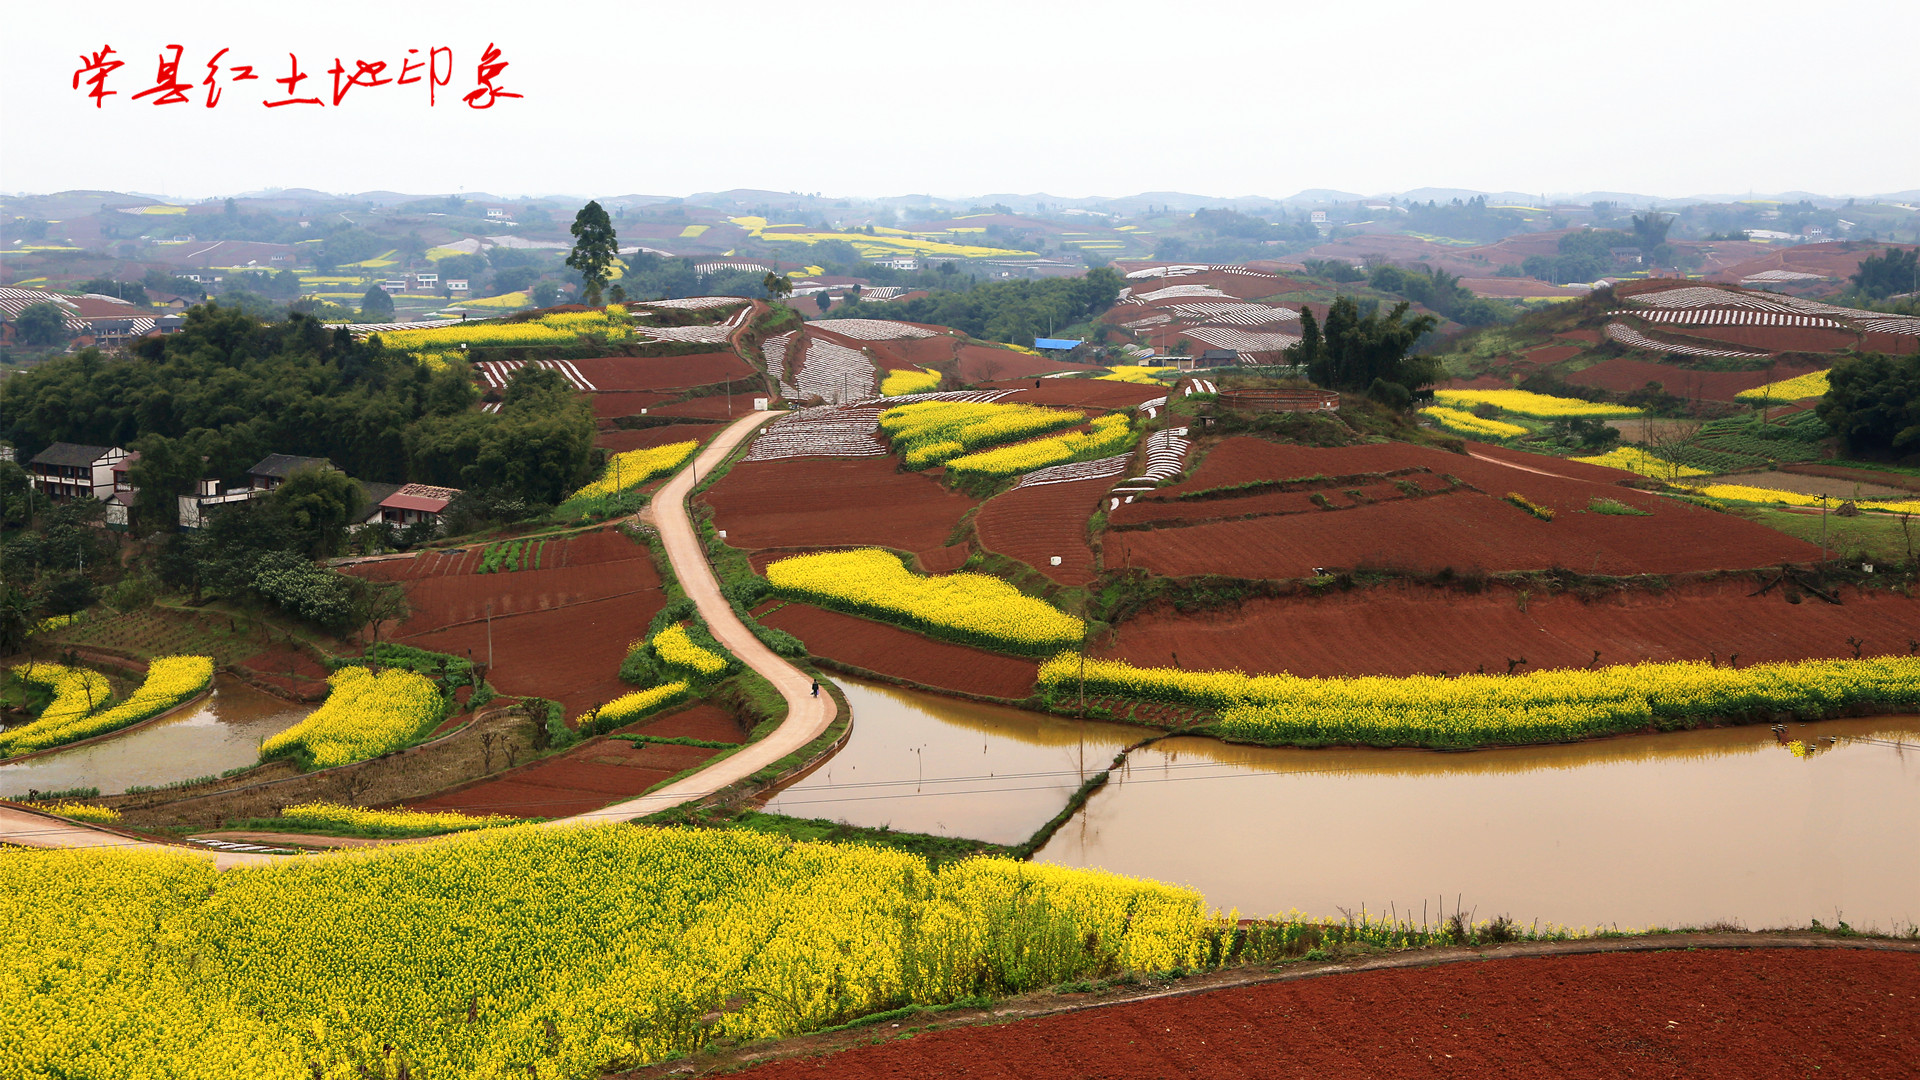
<box><xmin>810</xmin><ymin>679</ymin><xmax>820</xmax><ymax>698</ymax></box>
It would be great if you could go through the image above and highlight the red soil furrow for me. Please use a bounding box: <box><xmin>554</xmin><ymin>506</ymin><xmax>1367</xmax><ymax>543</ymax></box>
<box><xmin>596</xmin><ymin>423</ymin><xmax>727</xmax><ymax>452</ymax></box>
<box><xmin>916</xmin><ymin>545</ymin><xmax>971</xmax><ymax>574</ymax></box>
<box><xmin>980</xmin><ymin>380</ymin><xmax>1167</xmax><ymax>410</ymax></box>
<box><xmin>974</xmin><ymin>475</ymin><xmax>1114</xmax><ymax>585</ymax></box>
<box><xmin>701</xmin><ymin>458</ymin><xmax>979</xmax><ymax>554</ymax></box>
<box><xmin>1523</xmin><ymin>343</ymin><xmax>1585</xmax><ymax>365</ymax></box>
<box><xmin>1102</xmin><ymin>579</ymin><xmax>1920</xmax><ymax>677</ymax></box>
<box><xmin>731</xmin><ymin>948</ymin><xmax>1920</xmax><ymax>1080</ymax></box>
<box><xmin>953</xmin><ymin>345</ymin><xmax>1099</xmax><ymax>383</ymax></box>
<box><xmin>1463</xmin><ymin>441</ymin><xmax>1636</xmax><ymax>484</ymax></box>
<box><xmin>590</xmin><ymin>391</ymin><xmax>679</xmax><ymax>421</ymax></box>
<box><xmin>1120</xmin><ymin>470</ymin><xmax>1816</xmax><ymax>579</ymax></box>
<box><xmin>1157</xmin><ymin>440</ymin><xmax>1457</xmax><ymax>497</ymax></box>
<box><xmin>759</xmin><ymin>603</ymin><xmax>1039</xmax><ymax>700</ymax></box>
<box><xmin>647</xmin><ymin>395</ymin><xmax>756</xmax><ymax>419</ymax></box>
<box><xmin>1861</xmin><ymin>330</ymin><xmax>1920</xmax><ymax>354</ymax></box>
<box><xmin>399</xmin><ymin>591</ymin><xmax>664</xmax><ymax>718</ymax></box>
<box><xmin>404</xmin><ymin>705</ymin><xmax>742</xmax><ymax>817</ymax></box>
<box><xmin>1657</xmin><ymin>322</ymin><xmax>1860</xmax><ymax>354</ymax></box>
<box><xmin>1566</xmin><ymin>356</ymin><xmax>1822</xmax><ymax>401</ymax></box>
<box><xmin>1110</xmin><ymin>480</ymin><xmax>1445</xmax><ymax>529</ymax></box>
<box><xmin>568</xmin><ymin>352</ymin><xmax>754</xmax><ymax>392</ymax></box>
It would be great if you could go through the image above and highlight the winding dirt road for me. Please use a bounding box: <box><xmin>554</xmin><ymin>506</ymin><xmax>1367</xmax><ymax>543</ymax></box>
<box><xmin>550</xmin><ymin>408</ymin><xmax>839</xmax><ymax>826</ymax></box>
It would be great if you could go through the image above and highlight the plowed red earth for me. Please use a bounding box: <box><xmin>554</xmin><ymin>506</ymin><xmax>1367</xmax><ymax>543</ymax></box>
<box><xmin>1566</xmin><ymin>356</ymin><xmax>1822</xmax><ymax>401</ymax></box>
<box><xmin>569</xmin><ymin>352</ymin><xmax>753</xmax><ymax>392</ymax></box>
<box><xmin>403</xmin><ymin>706</ymin><xmax>740</xmax><ymax>818</ymax></box>
<box><xmin>700</xmin><ymin>458</ymin><xmax>978</xmax><ymax>554</ymax></box>
<box><xmin>759</xmin><ymin>603</ymin><xmax>1039</xmax><ymax>700</ymax></box>
<box><xmin>1101</xmin><ymin>578</ymin><xmax>1920</xmax><ymax>676</ymax></box>
<box><xmin>1861</xmin><ymin>330</ymin><xmax>1920</xmax><ymax>354</ymax></box>
<box><xmin>344</xmin><ymin>530</ymin><xmax>665</xmax><ymax>717</ymax></box>
<box><xmin>596</xmin><ymin>423</ymin><xmax>726</xmax><ymax>452</ymax></box>
<box><xmin>644</xmin><ymin>395</ymin><xmax>757</xmax><ymax>419</ymax></box>
<box><xmin>975</xmin><ymin>475</ymin><xmax>1114</xmax><ymax>585</ymax></box>
<box><xmin>1113</xmin><ymin>440</ymin><xmax>1814</xmax><ymax>578</ymax></box>
<box><xmin>982</xmin><ymin>380</ymin><xmax>1168</xmax><ymax>410</ymax></box>
<box><xmin>954</xmin><ymin>345</ymin><xmax>1098</xmax><ymax>382</ymax></box>
<box><xmin>1660</xmin><ymin>323</ymin><xmax>1860</xmax><ymax>354</ymax></box>
<box><xmin>234</xmin><ymin>648</ymin><xmax>330</xmax><ymax>699</ymax></box>
<box><xmin>591</xmin><ymin>392</ymin><xmax>676</xmax><ymax>421</ymax></box>
<box><xmin>730</xmin><ymin>948</ymin><xmax>1920</xmax><ymax>1080</ymax></box>
<box><xmin>1522</xmin><ymin>344</ymin><xmax>1584</xmax><ymax>365</ymax></box>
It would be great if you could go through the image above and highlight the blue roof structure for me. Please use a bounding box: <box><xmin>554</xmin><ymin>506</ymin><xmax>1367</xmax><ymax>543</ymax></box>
<box><xmin>1033</xmin><ymin>337</ymin><xmax>1084</xmax><ymax>351</ymax></box>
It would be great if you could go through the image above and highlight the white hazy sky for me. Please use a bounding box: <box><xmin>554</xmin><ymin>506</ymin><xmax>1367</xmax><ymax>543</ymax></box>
<box><xmin>4</xmin><ymin>0</ymin><xmax>1916</xmax><ymax>202</ymax></box>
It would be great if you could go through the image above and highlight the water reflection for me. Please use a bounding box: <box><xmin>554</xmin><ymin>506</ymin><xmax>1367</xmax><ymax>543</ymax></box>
<box><xmin>0</xmin><ymin>676</ymin><xmax>309</xmax><ymax>796</ymax></box>
<box><xmin>762</xmin><ymin>679</ymin><xmax>1146</xmax><ymax>845</ymax></box>
<box><xmin>1040</xmin><ymin>715</ymin><xmax>1920</xmax><ymax>932</ymax></box>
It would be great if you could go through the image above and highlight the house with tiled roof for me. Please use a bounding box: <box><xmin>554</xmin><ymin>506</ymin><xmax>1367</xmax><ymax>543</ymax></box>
<box><xmin>28</xmin><ymin>443</ymin><xmax>128</xmax><ymax>502</ymax></box>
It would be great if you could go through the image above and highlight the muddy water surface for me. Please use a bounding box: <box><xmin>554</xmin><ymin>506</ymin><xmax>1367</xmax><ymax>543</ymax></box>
<box><xmin>0</xmin><ymin>676</ymin><xmax>309</xmax><ymax>796</ymax></box>
<box><xmin>762</xmin><ymin>679</ymin><xmax>1145</xmax><ymax>846</ymax></box>
<box><xmin>1039</xmin><ymin>715</ymin><xmax>1920</xmax><ymax>932</ymax></box>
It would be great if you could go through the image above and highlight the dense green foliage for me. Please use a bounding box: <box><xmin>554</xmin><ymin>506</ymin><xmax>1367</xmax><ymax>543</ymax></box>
<box><xmin>1849</xmin><ymin>247</ymin><xmax>1919</xmax><ymax>301</ymax></box>
<box><xmin>824</xmin><ymin>269</ymin><xmax>1123</xmax><ymax>346</ymax></box>
<box><xmin>1818</xmin><ymin>351</ymin><xmax>1920</xmax><ymax>457</ymax></box>
<box><xmin>1402</xmin><ymin>196</ymin><xmax>1526</xmax><ymax>243</ymax></box>
<box><xmin>566</xmin><ymin>200</ymin><xmax>618</xmax><ymax>306</ymax></box>
<box><xmin>1</xmin><ymin>304</ymin><xmax>594</xmax><ymax>512</ymax></box>
<box><xmin>1289</xmin><ymin>297</ymin><xmax>1442</xmax><ymax>397</ymax></box>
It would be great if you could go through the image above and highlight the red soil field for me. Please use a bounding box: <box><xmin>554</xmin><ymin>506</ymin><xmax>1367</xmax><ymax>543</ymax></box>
<box><xmin>234</xmin><ymin>647</ymin><xmax>330</xmax><ymax>700</ymax></box>
<box><xmin>1119</xmin><ymin>483</ymin><xmax>1815</xmax><ymax>580</ymax></box>
<box><xmin>1109</xmin><ymin>478</ymin><xmax>1446</xmax><ymax>530</ymax></box>
<box><xmin>596</xmin><ymin>423</ymin><xmax>726</xmax><ymax>452</ymax></box>
<box><xmin>569</xmin><ymin>352</ymin><xmax>754</xmax><ymax>392</ymax></box>
<box><xmin>1153</xmin><ymin>439</ymin><xmax>1460</xmax><ymax>496</ymax></box>
<box><xmin>1439</xmin><ymin>374</ymin><xmax>1511</xmax><ymax>390</ymax></box>
<box><xmin>1460</xmin><ymin>276</ymin><xmax>1584</xmax><ymax>299</ymax></box>
<box><xmin>1659</xmin><ymin>322</ymin><xmax>1861</xmax><ymax>354</ymax></box>
<box><xmin>700</xmin><ymin>458</ymin><xmax>979</xmax><ymax>554</ymax></box>
<box><xmin>343</xmin><ymin>530</ymin><xmax>667</xmax><ymax>717</ymax></box>
<box><xmin>1522</xmin><ymin>343</ymin><xmax>1584</xmax><ymax>365</ymax></box>
<box><xmin>1861</xmin><ymin>331</ymin><xmax>1920</xmax><ymax>355</ymax></box>
<box><xmin>646</xmin><ymin>395</ymin><xmax>759</xmax><ymax>419</ymax></box>
<box><xmin>1102</xmin><ymin>578</ymin><xmax>1920</xmax><ymax>677</ymax></box>
<box><xmin>1463</xmin><ymin>441</ymin><xmax>1637</xmax><ymax>484</ymax></box>
<box><xmin>1713</xmin><ymin>240</ymin><xmax>1915</xmax><ymax>283</ymax></box>
<box><xmin>1567</xmin><ymin>356</ymin><xmax>1820</xmax><ymax>401</ymax></box>
<box><xmin>760</xmin><ymin>602</ymin><xmax>1039</xmax><ymax>700</ymax></box>
<box><xmin>403</xmin><ymin>710</ymin><xmax>738</xmax><ymax>818</ymax></box>
<box><xmin>916</xmin><ymin>544</ymin><xmax>971</xmax><ymax>574</ymax></box>
<box><xmin>731</xmin><ymin>947</ymin><xmax>1920</xmax><ymax>1080</ymax></box>
<box><xmin>861</xmin><ymin>335</ymin><xmax>960</xmax><ymax>372</ymax></box>
<box><xmin>984</xmin><ymin>380</ymin><xmax>1168</xmax><ymax>410</ymax></box>
<box><xmin>590</xmin><ymin>391</ymin><xmax>677</xmax><ymax>421</ymax></box>
<box><xmin>402</xmin><ymin>594</ymin><xmax>663</xmax><ymax>719</ymax></box>
<box><xmin>974</xmin><ymin>475</ymin><xmax>1115</xmax><ymax>585</ymax></box>
<box><xmin>1556</xmin><ymin>328</ymin><xmax>1602</xmax><ymax>344</ymax></box>
<box><xmin>954</xmin><ymin>344</ymin><xmax>1097</xmax><ymax>382</ymax></box>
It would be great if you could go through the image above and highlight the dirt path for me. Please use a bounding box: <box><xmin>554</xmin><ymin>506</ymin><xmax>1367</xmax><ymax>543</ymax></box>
<box><xmin>546</xmin><ymin>409</ymin><xmax>840</xmax><ymax>826</ymax></box>
<box><xmin>1466</xmin><ymin>450</ymin><xmax>1580</xmax><ymax>480</ymax></box>
<box><xmin>0</xmin><ymin>804</ymin><xmax>279</xmax><ymax>868</ymax></box>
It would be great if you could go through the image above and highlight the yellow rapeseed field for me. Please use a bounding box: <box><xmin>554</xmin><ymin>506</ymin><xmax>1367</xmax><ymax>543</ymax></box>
<box><xmin>276</xmin><ymin>802</ymin><xmax>518</xmax><ymax>835</ymax></box>
<box><xmin>1735</xmin><ymin>369</ymin><xmax>1830</xmax><ymax>402</ymax></box>
<box><xmin>1096</xmin><ymin>366</ymin><xmax>1175</xmax><ymax>384</ymax></box>
<box><xmin>647</xmin><ymin>625</ymin><xmax>729</xmax><ymax>678</ymax></box>
<box><xmin>880</xmin><ymin>401</ymin><xmax>1086</xmax><ymax>470</ymax></box>
<box><xmin>260</xmin><ymin>666</ymin><xmax>442</xmax><ymax>768</ymax></box>
<box><xmin>944</xmin><ymin>413</ymin><xmax>1136</xmax><ymax>478</ymax></box>
<box><xmin>1038</xmin><ymin>654</ymin><xmax>1920</xmax><ymax>748</ymax></box>
<box><xmin>1433</xmin><ymin>389</ymin><xmax>1642</xmax><ymax>419</ymax></box>
<box><xmin>581</xmin><ymin>681</ymin><xmax>689</xmax><ymax>728</ymax></box>
<box><xmin>1571</xmin><ymin>446</ymin><xmax>1708</xmax><ymax>478</ymax></box>
<box><xmin>880</xmin><ymin>368</ymin><xmax>942</xmax><ymax>396</ymax></box>
<box><xmin>0</xmin><ymin>663</ymin><xmax>112</xmax><ymax>754</ymax></box>
<box><xmin>567</xmin><ymin>440</ymin><xmax>698</xmax><ymax>502</ymax></box>
<box><xmin>1678</xmin><ymin>482</ymin><xmax>1920</xmax><ymax>515</ymax></box>
<box><xmin>1420</xmin><ymin>406</ymin><xmax>1528</xmax><ymax>439</ymax></box>
<box><xmin>0</xmin><ymin>656</ymin><xmax>212</xmax><ymax>757</ymax></box>
<box><xmin>0</xmin><ymin>828</ymin><xmax>1214</xmax><ymax>1077</ymax></box>
<box><xmin>766</xmin><ymin>549</ymin><xmax>1083</xmax><ymax>653</ymax></box>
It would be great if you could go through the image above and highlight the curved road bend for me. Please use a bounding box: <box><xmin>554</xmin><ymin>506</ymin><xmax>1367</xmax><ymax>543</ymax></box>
<box><xmin>552</xmin><ymin>407</ymin><xmax>840</xmax><ymax>826</ymax></box>
<box><xmin>4</xmin><ymin>408</ymin><xmax>834</xmax><ymax>857</ymax></box>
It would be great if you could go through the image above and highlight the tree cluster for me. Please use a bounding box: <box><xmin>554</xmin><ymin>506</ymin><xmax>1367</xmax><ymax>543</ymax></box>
<box><xmin>1287</xmin><ymin>297</ymin><xmax>1442</xmax><ymax>405</ymax></box>
<box><xmin>1817</xmin><ymin>351</ymin><xmax>1920</xmax><ymax>458</ymax></box>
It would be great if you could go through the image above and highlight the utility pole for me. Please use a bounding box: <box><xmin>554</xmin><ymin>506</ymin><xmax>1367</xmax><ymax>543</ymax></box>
<box><xmin>485</xmin><ymin>600</ymin><xmax>494</xmax><ymax>671</ymax></box>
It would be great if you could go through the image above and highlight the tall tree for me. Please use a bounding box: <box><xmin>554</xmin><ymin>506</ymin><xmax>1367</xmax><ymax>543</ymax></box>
<box><xmin>12</xmin><ymin>302</ymin><xmax>72</xmax><ymax>347</ymax></box>
<box><xmin>360</xmin><ymin>285</ymin><xmax>395</xmax><ymax>322</ymax></box>
<box><xmin>566</xmin><ymin>200</ymin><xmax>618</xmax><ymax>306</ymax></box>
<box><xmin>1293</xmin><ymin>296</ymin><xmax>1440</xmax><ymax>397</ymax></box>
